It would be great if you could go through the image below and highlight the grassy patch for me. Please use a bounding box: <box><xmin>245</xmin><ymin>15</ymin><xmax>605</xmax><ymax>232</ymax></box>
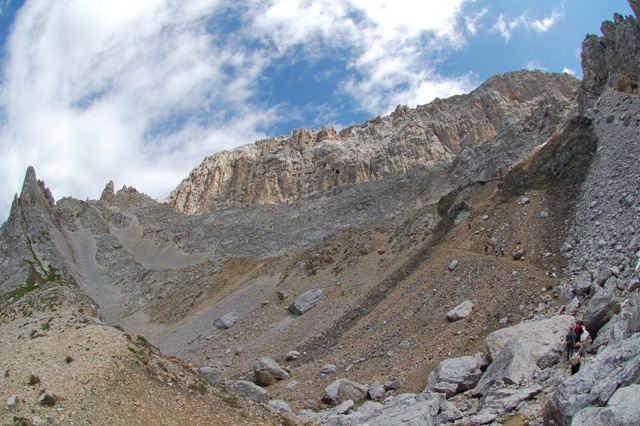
<box><xmin>215</xmin><ymin>386</ymin><xmax>239</xmax><ymax>408</ymax></box>
<box><xmin>27</xmin><ymin>374</ymin><xmax>41</xmax><ymax>386</ymax></box>
<box><xmin>188</xmin><ymin>382</ymin><xmax>208</xmax><ymax>395</ymax></box>
<box><xmin>3</xmin><ymin>284</ymin><xmax>39</xmax><ymax>301</ymax></box>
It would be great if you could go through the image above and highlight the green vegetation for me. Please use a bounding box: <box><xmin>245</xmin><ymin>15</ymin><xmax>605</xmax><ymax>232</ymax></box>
<box><xmin>45</xmin><ymin>265</ymin><xmax>61</xmax><ymax>282</ymax></box>
<box><xmin>27</xmin><ymin>374</ymin><xmax>41</xmax><ymax>386</ymax></box>
<box><xmin>188</xmin><ymin>382</ymin><xmax>208</xmax><ymax>395</ymax></box>
<box><xmin>215</xmin><ymin>386</ymin><xmax>238</xmax><ymax>408</ymax></box>
<box><xmin>3</xmin><ymin>284</ymin><xmax>39</xmax><ymax>301</ymax></box>
<box><xmin>65</xmin><ymin>356</ymin><xmax>74</xmax><ymax>364</ymax></box>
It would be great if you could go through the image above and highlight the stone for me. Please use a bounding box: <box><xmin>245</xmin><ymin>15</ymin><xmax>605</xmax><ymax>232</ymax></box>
<box><xmin>288</xmin><ymin>289</ymin><xmax>324</xmax><ymax>315</ymax></box>
<box><xmin>571</xmin><ymin>385</ymin><xmax>640</xmax><ymax>426</ymax></box>
<box><xmin>384</xmin><ymin>377</ymin><xmax>405</xmax><ymax>391</ymax></box>
<box><xmin>268</xmin><ymin>399</ymin><xmax>292</xmax><ymax>413</ymax></box>
<box><xmin>6</xmin><ymin>395</ymin><xmax>18</xmax><ymax>411</ymax></box>
<box><xmin>485</xmin><ymin>315</ymin><xmax>575</xmax><ymax>368</ymax></box>
<box><xmin>520</xmin><ymin>197</ymin><xmax>530</xmax><ymax>205</ymax></box>
<box><xmin>543</xmin><ymin>333</ymin><xmax>640</xmax><ymax>426</ymax></box>
<box><xmin>573</xmin><ymin>275</ymin><xmax>592</xmax><ymax>296</ymax></box>
<box><xmin>512</xmin><ymin>249</ymin><xmax>526</xmax><ymax>260</ymax></box>
<box><xmin>594</xmin><ymin>267</ymin><xmax>612</xmax><ymax>287</ymax></box>
<box><xmin>213</xmin><ymin>312</ymin><xmax>237</xmax><ymax>330</ymax></box>
<box><xmin>448</xmin><ymin>259</ymin><xmax>459</xmax><ymax>271</ymax></box>
<box><xmin>582</xmin><ymin>286</ymin><xmax>614</xmax><ymax>336</ymax></box>
<box><xmin>593</xmin><ymin>291</ymin><xmax>640</xmax><ymax>348</ymax></box>
<box><xmin>322</xmin><ymin>379</ymin><xmax>369</xmax><ymax>405</ymax></box>
<box><xmin>472</xmin><ymin>339</ymin><xmax>538</xmax><ymax>397</ymax></box>
<box><xmin>481</xmin><ymin>385</ymin><xmax>543</xmax><ymax>415</ymax></box>
<box><xmin>320</xmin><ymin>364</ymin><xmax>336</xmax><ymax>375</ymax></box>
<box><xmin>229</xmin><ymin>380</ymin><xmax>269</xmax><ymax>404</ymax></box>
<box><xmin>38</xmin><ymin>393</ymin><xmax>56</xmax><ymax>407</ymax></box>
<box><xmin>368</xmin><ymin>380</ymin><xmax>386</xmax><ymax>401</ymax></box>
<box><xmin>195</xmin><ymin>366</ymin><xmax>224</xmax><ymax>386</ymax></box>
<box><xmin>332</xmin><ymin>399</ymin><xmax>355</xmax><ymax>414</ymax></box>
<box><xmin>253</xmin><ymin>357</ymin><xmax>289</xmax><ymax>387</ymax></box>
<box><xmin>446</xmin><ymin>300</ymin><xmax>474</xmax><ymax>322</ymax></box>
<box><xmin>285</xmin><ymin>350</ymin><xmax>300</xmax><ymax>360</ymax></box>
<box><xmin>425</xmin><ymin>355</ymin><xmax>482</xmax><ymax>397</ymax></box>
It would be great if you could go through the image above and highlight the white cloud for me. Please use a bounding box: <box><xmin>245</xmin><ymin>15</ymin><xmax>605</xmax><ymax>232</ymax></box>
<box><xmin>248</xmin><ymin>0</ymin><xmax>474</xmax><ymax>114</ymax></box>
<box><xmin>492</xmin><ymin>9</ymin><xmax>562</xmax><ymax>42</ymax></box>
<box><xmin>563</xmin><ymin>66</ymin><xmax>577</xmax><ymax>76</ymax></box>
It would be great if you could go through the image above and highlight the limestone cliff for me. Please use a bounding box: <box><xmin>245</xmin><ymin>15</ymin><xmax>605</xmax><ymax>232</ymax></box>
<box><xmin>168</xmin><ymin>70</ymin><xmax>578</xmax><ymax>213</ymax></box>
<box><xmin>578</xmin><ymin>0</ymin><xmax>640</xmax><ymax>112</ymax></box>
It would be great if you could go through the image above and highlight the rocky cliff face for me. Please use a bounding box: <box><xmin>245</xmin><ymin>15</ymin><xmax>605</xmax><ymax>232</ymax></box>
<box><xmin>578</xmin><ymin>1</ymin><xmax>640</xmax><ymax>112</ymax></box>
<box><xmin>168</xmin><ymin>70</ymin><xmax>577</xmax><ymax>213</ymax></box>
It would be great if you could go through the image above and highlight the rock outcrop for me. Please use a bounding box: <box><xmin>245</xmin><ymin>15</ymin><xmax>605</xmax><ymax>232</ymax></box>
<box><xmin>168</xmin><ymin>71</ymin><xmax>577</xmax><ymax>213</ymax></box>
<box><xmin>578</xmin><ymin>0</ymin><xmax>640</xmax><ymax>112</ymax></box>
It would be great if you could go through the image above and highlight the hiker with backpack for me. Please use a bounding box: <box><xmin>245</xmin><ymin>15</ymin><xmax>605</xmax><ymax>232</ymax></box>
<box><xmin>566</xmin><ymin>320</ymin><xmax>590</xmax><ymax>361</ymax></box>
<box><xmin>570</xmin><ymin>347</ymin><xmax>586</xmax><ymax>375</ymax></box>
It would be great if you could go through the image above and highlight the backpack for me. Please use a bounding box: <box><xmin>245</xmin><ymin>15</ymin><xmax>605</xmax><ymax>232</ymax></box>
<box><xmin>566</xmin><ymin>329</ymin><xmax>576</xmax><ymax>346</ymax></box>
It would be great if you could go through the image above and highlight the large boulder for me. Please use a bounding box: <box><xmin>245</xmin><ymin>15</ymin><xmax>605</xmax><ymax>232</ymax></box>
<box><xmin>253</xmin><ymin>357</ymin><xmax>290</xmax><ymax>387</ymax></box>
<box><xmin>322</xmin><ymin>379</ymin><xmax>369</xmax><ymax>406</ymax></box>
<box><xmin>571</xmin><ymin>385</ymin><xmax>640</xmax><ymax>426</ymax></box>
<box><xmin>195</xmin><ymin>366</ymin><xmax>224</xmax><ymax>385</ymax></box>
<box><xmin>425</xmin><ymin>356</ymin><xmax>482</xmax><ymax>397</ymax></box>
<box><xmin>543</xmin><ymin>333</ymin><xmax>640</xmax><ymax>426</ymax></box>
<box><xmin>288</xmin><ymin>289</ymin><xmax>324</xmax><ymax>315</ymax></box>
<box><xmin>582</xmin><ymin>286</ymin><xmax>614</xmax><ymax>337</ymax></box>
<box><xmin>594</xmin><ymin>291</ymin><xmax>640</xmax><ymax>348</ymax></box>
<box><xmin>473</xmin><ymin>339</ymin><xmax>538</xmax><ymax>397</ymax></box>
<box><xmin>446</xmin><ymin>300</ymin><xmax>474</xmax><ymax>322</ymax></box>
<box><xmin>213</xmin><ymin>312</ymin><xmax>237</xmax><ymax>330</ymax></box>
<box><xmin>229</xmin><ymin>380</ymin><xmax>269</xmax><ymax>404</ymax></box>
<box><xmin>485</xmin><ymin>315</ymin><xmax>575</xmax><ymax>368</ymax></box>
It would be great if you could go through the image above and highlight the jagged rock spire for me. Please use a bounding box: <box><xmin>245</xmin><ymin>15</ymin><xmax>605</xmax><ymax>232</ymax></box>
<box><xmin>100</xmin><ymin>180</ymin><xmax>115</xmax><ymax>204</ymax></box>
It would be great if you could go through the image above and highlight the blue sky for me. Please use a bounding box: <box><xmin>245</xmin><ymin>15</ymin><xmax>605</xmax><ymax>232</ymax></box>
<box><xmin>0</xmin><ymin>0</ymin><xmax>632</xmax><ymax>223</ymax></box>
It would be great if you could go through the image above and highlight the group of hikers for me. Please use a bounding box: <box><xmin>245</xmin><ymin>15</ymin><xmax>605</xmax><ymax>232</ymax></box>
<box><xmin>565</xmin><ymin>318</ymin><xmax>590</xmax><ymax>375</ymax></box>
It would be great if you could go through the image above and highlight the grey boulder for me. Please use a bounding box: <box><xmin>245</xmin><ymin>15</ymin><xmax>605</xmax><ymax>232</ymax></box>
<box><xmin>322</xmin><ymin>379</ymin><xmax>369</xmax><ymax>405</ymax></box>
<box><xmin>571</xmin><ymin>385</ymin><xmax>640</xmax><ymax>426</ymax></box>
<box><xmin>195</xmin><ymin>366</ymin><xmax>224</xmax><ymax>385</ymax></box>
<box><xmin>253</xmin><ymin>357</ymin><xmax>290</xmax><ymax>387</ymax></box>
<box><xmin>582</xmin><ymin>286</ymin><xmax>614</xmax><ymax>336</ymax></box>
<box><xmin>229</xmin><ymin>380</ymin><xmax>269</xmax><ymax>404</ymax></box>
<box><xmin>485</xmin><ymin>315</ymin><xmax>574</xmax><ymax>368</ymax></box>
<box><xmin>473</xmin><ymin>339</ymin><xmax>538</xmax><ymax>397</ymax></box>
<box><xmin>425</xmin><ymin>355</ymin><xmax>482</xmax><ymax>398</ymax></box>
<box><xmin>213</xmin><ymin>312</ymin><xmax>237</xmax><ymax>330</ymax></box>
<box><xmin>288</xmin><ymin>289</ymin><xmax>324</xmax><ymax>315</ymax></box>
<box><xmin>446</xmin><ymin>300</ymin><xmax>474</xmax><ymax>322</ymax></box>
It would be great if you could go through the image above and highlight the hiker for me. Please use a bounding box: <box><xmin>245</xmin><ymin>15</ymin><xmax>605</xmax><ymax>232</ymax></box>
<box><xmin>570</xmin><ymin>347</ymin><xmax>586</xmax><ymax>375</ymax></box>
<box><xmin>484</xmin><ymin>244</ymin><xmax>488</xmax><ymax>255</ymax></box>
<box><xmin>574</xmin><ymin>321</ymin><xmax>590</xmax><ymax>348</ymax></box>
